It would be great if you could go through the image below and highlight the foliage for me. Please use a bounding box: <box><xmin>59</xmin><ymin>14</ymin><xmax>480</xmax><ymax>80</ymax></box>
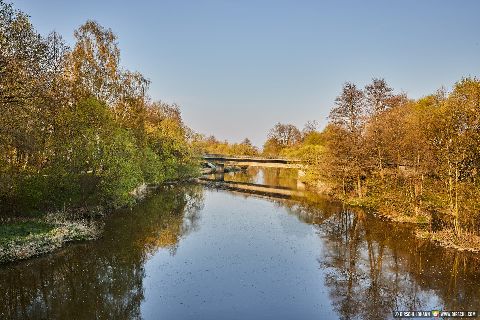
<box><xmin>0</xmin><ymin>1</ymin><xmax>198</xmax><ymax>215</ymax></box>
<box><xmin>271</xmin><ymin>77</ymin><xmax>480</xmax><ymax>240</ymax></box>
<box><xmin>194</xmin><ymin>135</ymin><xmax>259</xmax><ymax>156</ymax></box>
<box><xmin>262</xmin><ymin>122</ymin><xmax>321</xmax><ymax>157</ymax></box>
<box><xmin>263</xmin><ymin>123</ymin><xmax>302</xmax><ymax>157</ymax></box>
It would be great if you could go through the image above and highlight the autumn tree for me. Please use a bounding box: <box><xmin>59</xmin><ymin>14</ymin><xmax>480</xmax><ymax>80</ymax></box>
<box><xmin>262</xmin><ymin>123</ymin><xmax>301</xmax><ymax>157</ymax></box>
<box><xmin>66</xmin><ymin>20</ymin><xmax>121</xmax><ymax>103</ymax></box>
<box><xmin>427</xmin><ymin>79</ymin><xmax>480</xmax><ymax>235</ymax></box>
<box><xmin>363</xmin><ymin>79</ymin><xmax>404</xmax><ymax>175</ymax></box>
<box><xmin>0</xmin><ymin>2</ymin><xmax>198</xmax><ymax>213</ymax></box>
<box><xmin>236</xmin><ymin>138</ymin><xmax>258</xmax><ymax>156</ymax></box>
<box><xmin>364</xmin><ymin>78</ymin><xmax>394</xmax><ymax>115</ymax></box>
<box><xmin>301</xmin><ymin>120</ymin><xmax>318</xmax><ymax>138</ymax></box>
<box><xmin>328</xmin><ymin>82</ymin><xmax>366</xmax><ymax>197</ymax></box>
<box><xmin>329</xmin><ymin>82</ymin><xmax>365</xmax><ymax>134</ymax></box>
<box><xmin>0</xmin><ymin>1</ymin><xmax>71</xmax><ymax>208</ymax></box>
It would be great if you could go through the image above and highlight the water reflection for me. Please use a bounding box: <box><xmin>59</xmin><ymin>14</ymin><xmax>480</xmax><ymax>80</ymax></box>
<box><xmin>320</xmin><ymin>208</ymin><xmax>480</xmax><ymax>319</ymax></box>
<box><xmin>0</xmin><ymin>185</ymin><xmax>204</xmax><ymax>319</ymax></box>
<box><xmin>234</xmin><ymin>190</ymin><xmax>480</xmax><ymax>319</ymax></box>
<box><xmin>220</xmin><ymin>167</ymin><xmax>299</xmax><ymax>189</ymax></box>
<box><xmin>283</xmin><ymin>196</ymin><xmax>480</xmax><ymax>319</ymax></box>
<box><xmin>0</xmin><ymin>176</ymin><xmax>479</xmax><ymax>319</ymax></box>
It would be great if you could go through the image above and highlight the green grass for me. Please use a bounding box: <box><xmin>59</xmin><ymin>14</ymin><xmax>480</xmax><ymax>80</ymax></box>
<box><xmin>0</xmin><ymin>221</ymin><xmax>55</xmax><ymax>245</ymax></box>
<box><xmin>1</xmin><ymin>219</ymin><xmax>101</xmax><ymax>263</ymax></box>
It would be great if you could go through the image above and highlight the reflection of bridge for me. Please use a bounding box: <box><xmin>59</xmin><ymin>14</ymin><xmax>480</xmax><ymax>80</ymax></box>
<box><xmin>198</xmin><ymin>179</ymin><xmax>305</xmax><ymax>198</ymax></box>
<box><xmin>201</xmin><ymin>154</ymin><xmax>306</xmax><ymax>191</ymax></box>
<box><xmin>202</xmin><ymin>154</ymin><xmax>303</xmax><ymax>172</ymax></box>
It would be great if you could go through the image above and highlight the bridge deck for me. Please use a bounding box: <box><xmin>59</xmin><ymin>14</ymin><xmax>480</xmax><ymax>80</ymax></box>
<box><xmin>202</xmin><ymin>154</ymin><xmax>302</xmax><ymax>165</ymax></box>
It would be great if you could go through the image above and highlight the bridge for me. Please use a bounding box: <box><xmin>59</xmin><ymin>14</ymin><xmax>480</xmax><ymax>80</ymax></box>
<box><xmin>201</xmin><ymin>154</ymin><xmax>303</xmax><ymax>172</ymax></box>
<box><xmin>201</xmin><ymin>154</ymin><xmax>307</xmax><ymax>192</ymax></box>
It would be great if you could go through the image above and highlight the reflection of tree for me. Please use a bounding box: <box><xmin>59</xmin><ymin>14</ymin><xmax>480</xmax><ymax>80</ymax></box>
<box><xmin>262</xmin><ymin>168</ymin><xmax>298</xmax><ymax>189</ymax></box>
<box><xmin>224</xmin><ymin>167</ymin><xmax>258</xmax><ymax>184</ymax></box>
<box><xmin>141</xmin><ymin>185</ymin><xmax>204</xmax><ymax>256</ymax></box>
<box><xmin>224</xmin><ymin>167</ymin><xmax>300</xmax><ymax>190</ymax></box>
<box><xmin>280</xmin><ymin>197</ymin><xmax>480</xmax><ymax>320</ymax></box>
<box><xmin>0</xmin><ymin>185</ymin><xmax>204</xmax><ymax>319</ymax></box>
<box><xmin>315</xmin><ymin>206</ymin><xmax>480</xmax><ymax>320</ymax></box>
<box><xmin>280</xmin><ymin>193</ymin><xmax>340</xmax><ymax>225</ymax></box>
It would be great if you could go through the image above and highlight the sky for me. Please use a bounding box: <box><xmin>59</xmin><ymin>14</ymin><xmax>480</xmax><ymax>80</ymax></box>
<box><xmin>11</xmin><ymin>0</ymin><xmax>480</xmax><ymax>146</ymax></box>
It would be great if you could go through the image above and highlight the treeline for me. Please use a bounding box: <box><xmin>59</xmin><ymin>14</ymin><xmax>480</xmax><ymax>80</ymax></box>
<box><xmin>0</xmin><ymin>1</ymin><xmax>197</xmax><ymax>214</ymax></box>
<box><xmin>194</xmin><ymin>135</ymin><xmax>259</xmax><ymax>156</ymax></box>
<box><xmin>263</xmin><ymin>78</ymin><xmax>480</xmax><ymax>241</ymax></box>
<box><xmin>262</xmin><ymin>121</ymin><xmax>323</xmax><ymax>158</ymax></box>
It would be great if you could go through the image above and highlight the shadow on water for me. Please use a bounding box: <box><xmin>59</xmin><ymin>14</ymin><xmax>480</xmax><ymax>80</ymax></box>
<box><xmin>1</xmin><ymin>169</ymin><xmax>479</xmax><ymax>319</ymax></box>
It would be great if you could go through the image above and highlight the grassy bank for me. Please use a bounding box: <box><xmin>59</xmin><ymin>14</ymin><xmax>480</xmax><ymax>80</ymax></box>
<box><xmin>0</xmin><ymin>216</ymin><xmax>101</xmax><ymax>264</ymax></box>
<box><xmin>0</xmin><ymin>178</ymin><xmax>202</xmax><ymax>264</ymax></box>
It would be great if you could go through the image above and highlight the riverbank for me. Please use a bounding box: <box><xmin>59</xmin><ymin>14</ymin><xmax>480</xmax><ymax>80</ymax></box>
<box><xmin>340</xmin><ymin>194</ymin><xmax>480</xmax><ymax>253</ymax></box>
<box><xmin>0</xmin><ymin>214</ymin><xmax>101</xmax><ymax>264</ymax></box>
<box><xmin>0</xmin><ymin>179</ymin><xmax>197</xmax><ymax>264</ymax></box>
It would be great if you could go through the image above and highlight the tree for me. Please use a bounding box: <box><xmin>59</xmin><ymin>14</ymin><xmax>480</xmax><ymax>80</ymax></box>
<box><xmin>241</xmin><ymin>138</ymin><xmax>253</xmax><ymax>146</ymax></box>
<box><xmin>364</xmin><ymin>78</ymin><xmax>393</xmax><ymax>115</ymax></box>
<box><xmin>262</xmin><ymin>123</ymin><xmax>301</xmax><ymax>157</ymax></box>
<box><xmin>0</xmin><ymin>1</ymin><xmax>71</xmax><ymax>205</ymax></box>
<box><xmin>363</xmin><ymin>79</ymin><xmax>396</xmax><ymax>175</ymax></box>
<box><xmin>235</xmin><ymin>138</ymin><xmax>258</xmax><ymax>156</ymax></box>
<box><xmin>0</xmin><ymin>2</ymin><xmax>199</xmax><ymax>213</ymax></box>
<box><xmin>302</xmin><ymin>120</ymin><xmax>318</xmax><ymax>138</ymax></box>
<box><xmin>67</xmin><ymin>20</ymin><xmax>121</xmax><ymax>104</ymax></box>
<box><xmin>328</xmin><ymin>82</ymin><xmax>367</xmax><ymax>197</ymax></box>
<box><xmin>329</xmin><ymin>82</ymin><xmax>365</xmax><ymax>134</ymax></box>
<box><xmin>428</xmin><ymin>78</ymin><xmax>480</xmax><ymax>235</ymax></box>
<box><xmin>268</xmin><ymin>123</ymin><xmax>301</xmax><ymax>147</ymax></box>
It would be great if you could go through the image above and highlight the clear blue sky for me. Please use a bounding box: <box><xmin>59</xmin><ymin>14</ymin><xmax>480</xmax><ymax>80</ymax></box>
<box><xmin>12</xmin><ymin>0</ymin><xmax>480</xmax><ymax>146</ymax></box>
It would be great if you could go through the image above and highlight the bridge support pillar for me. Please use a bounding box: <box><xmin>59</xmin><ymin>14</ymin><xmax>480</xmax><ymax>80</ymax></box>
<box><xmin>215</xmin><ymin>163</ymin><xmax>225</xmax><ymax>173</ymax></box>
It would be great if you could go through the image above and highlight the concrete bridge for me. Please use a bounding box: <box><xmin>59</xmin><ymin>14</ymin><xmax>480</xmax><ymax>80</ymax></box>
<box><xmin>202</xmin><ymin>154</ymin><xmax>303</xmax><ymax>172</ymax></box>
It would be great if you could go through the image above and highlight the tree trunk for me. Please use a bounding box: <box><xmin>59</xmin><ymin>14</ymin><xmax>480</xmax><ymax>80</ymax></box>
<box><xmin>454</xmin><ymin>165</ymin><xmax>460</xmax><ymax>236</ymax></box>
<box><xmin>357</xmin><ymin>174</ymin><xmax>362</xmax><ymax>198</ymax></box>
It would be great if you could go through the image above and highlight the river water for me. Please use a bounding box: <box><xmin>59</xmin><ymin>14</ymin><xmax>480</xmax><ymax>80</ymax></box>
<box><xmin>0</xmin><ymin>168</ymin><xmax>479</xmax><ymax>319</ymax></box>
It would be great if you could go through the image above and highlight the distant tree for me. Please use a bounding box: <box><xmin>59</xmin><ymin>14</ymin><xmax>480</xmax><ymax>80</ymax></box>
<box><xmin>236</xmin><ymin>138</ymin><xmax>258</xmax><ymax>156</ymax></box>
<box><xmin>267</xmin><ymin>123</ymin><xmax>302</xmax><ymax>147</ymax></box>
<box><xmin>301</xmin><ymin>120</ymin><xmax>318</xmax><ymax>139</ymax></box>
<box><xmin>329</xmin><ymin>82</ymin><xmax>365</xmax><ymax>134</ymax></box>
<box><xmin>364</xmin><ymin>78</ymin><xmax>393</xmax><ymax>115</ymax></box>
<box><xmin>262</xmin><ymin>138</ymin><xmax>282</xmax><ymax>157</ymax></box>
<box><xmin>241</xmin><ymin>138</ymin><xmax>253</xmax><ymax>146</ymax></box>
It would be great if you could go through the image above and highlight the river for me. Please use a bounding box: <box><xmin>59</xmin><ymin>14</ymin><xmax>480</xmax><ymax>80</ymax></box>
<box><xmin>0</xmin><ymin>168</ymin><xmax>479</xmax><ymax>319</ymax></box>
